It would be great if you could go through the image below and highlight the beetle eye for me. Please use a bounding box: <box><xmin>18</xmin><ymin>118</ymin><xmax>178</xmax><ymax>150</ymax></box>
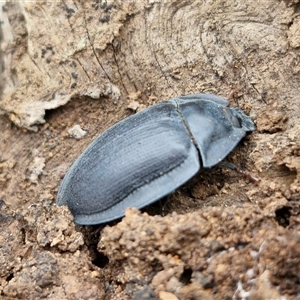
<box><xmin>224</xmin><ymin>107</ymin><xmax>242</xmax><ymax>128</ymax></box>
<box><xmin>231</xmin><ymin>115</ymin><xmax>242</xmax><ymax>128</ymax></box>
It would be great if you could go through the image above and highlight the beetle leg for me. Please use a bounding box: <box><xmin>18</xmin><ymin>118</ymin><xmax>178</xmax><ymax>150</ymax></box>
<box><xmin>217</xmin><ymin>162</ymin><xmax>260</xmax><ymax>184</ymax></box>
<box><xmin>158</xmin><ymin>195</ymin><xmax>170</xmax><ymax>217</ymax></box>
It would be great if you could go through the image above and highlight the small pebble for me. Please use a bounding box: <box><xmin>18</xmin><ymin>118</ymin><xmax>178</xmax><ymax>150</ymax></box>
<box><xmin>68</xmin><ymin>125</ymin><xmax>87</xmax><ymax>139</ymax></box>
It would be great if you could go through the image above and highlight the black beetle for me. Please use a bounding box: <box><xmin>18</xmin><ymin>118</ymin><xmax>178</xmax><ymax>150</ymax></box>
<box><xmin>57</xmin><ymin>93</ymin><xmax>255</xmax><ymax>225</ymax></box>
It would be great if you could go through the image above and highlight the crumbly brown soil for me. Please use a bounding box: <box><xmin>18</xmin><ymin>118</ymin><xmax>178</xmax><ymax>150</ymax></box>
<box><xmin>0</xmin><ymin>1</ymin><xmax>300</xmax><ymax>299</ymax></box>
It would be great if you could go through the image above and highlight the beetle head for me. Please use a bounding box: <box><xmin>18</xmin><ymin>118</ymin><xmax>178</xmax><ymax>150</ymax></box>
<box><xmin>176</xmin><ymin>99</ymin><xmax>255</xmax><ymax>168</ymax></box>
<box><xmin>224</xmin><ymin>107</ymin><xmax>255</xmax><ymax>132</ymax></box>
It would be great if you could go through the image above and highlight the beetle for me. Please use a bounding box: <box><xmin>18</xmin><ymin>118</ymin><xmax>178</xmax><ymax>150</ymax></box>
<box><xmin>57</xmin><ymin>93</ymin><xmax>255</xmax><ymax>225</ymax></box>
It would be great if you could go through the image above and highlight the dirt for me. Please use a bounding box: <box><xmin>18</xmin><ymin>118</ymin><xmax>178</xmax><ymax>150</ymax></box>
<box><xmin>0</xmin><ymin>0</ymin><xmax>300</xmax><ymax>299</ymax></box>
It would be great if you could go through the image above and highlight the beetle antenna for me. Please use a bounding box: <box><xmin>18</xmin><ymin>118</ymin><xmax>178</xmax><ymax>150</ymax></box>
<box><xmin>226</xmin><ymin>89</ymin><xmax>243</xmax><ymax>107</ymax></box>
